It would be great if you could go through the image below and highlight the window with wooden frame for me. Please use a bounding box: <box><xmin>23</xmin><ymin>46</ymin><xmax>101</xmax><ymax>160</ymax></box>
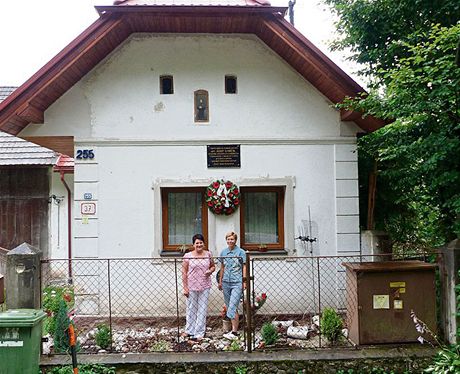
<box><xmin>225</xmin><ymin>75</ymin><xmax>237</xmax><ymax>94</ymax></box>
<box><xmin>161</xmin><ymin>187</ymin><xmax>208</xmax><ymax>251</ymax></box>
<box><xmin>160</xmin><ymin>75</ymin><xmax>174</xmax><ymax>94</ymax></box>
<box><xmin>240</xmin><ymin>186</ymin><xmax>285</xmax><ymax>251</ymax></box>
<box><xmin>194</xmin><ymin>90</ymin><xmax>209</xmax><ymax>122</ymax></box>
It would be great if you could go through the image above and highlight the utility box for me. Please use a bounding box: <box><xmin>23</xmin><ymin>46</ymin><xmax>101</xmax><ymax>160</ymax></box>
<box><xmin>343</xmin><ymin>261</ymin><xmax>437</xmax><ymax>345</ymax></box>
<box><xmin>0</xmin><ymin>309</ymin><xmax>46</xmax><ymax>374</ymax></box>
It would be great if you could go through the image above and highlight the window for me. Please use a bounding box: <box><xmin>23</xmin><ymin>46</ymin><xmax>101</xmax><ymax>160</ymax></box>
<box><xmin>194</xmin><ymin>90</ymin><xmax>209</xmax><ymax>122</ymax></box>
<box><xmin>240</xmin><ymin>186</ymin><xmax>285</xmax><ymax>251</ymax></box>
<box><xmin>225</xmin><ymin>75</ymin><xmax>237</xmax><ymax>94</ymax></box>
<box><xmin>160</xmin><ymin>75</ymin><xmax>174</xmax><ymax>94</ymax></box>
<box><xmin>161</xmin><ymin>187</ymin><xmax>208</xmax><ymax>251</ymax></box>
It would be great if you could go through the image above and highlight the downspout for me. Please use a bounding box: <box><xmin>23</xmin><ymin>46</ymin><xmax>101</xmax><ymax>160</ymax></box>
<box><xmin>60</xmin><ymin>171</ymin><xmax>72</xmax><ymax>281</ymax></box>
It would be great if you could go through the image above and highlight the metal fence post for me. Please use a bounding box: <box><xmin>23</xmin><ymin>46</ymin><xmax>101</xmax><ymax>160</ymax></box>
<box><xmin>244</xmin><ymin>252</ymin><xmax>253</xmax><ymax>353</ymax></box>
<box><xmin>107</xmin><ymin>259</ymin><xmax>113</xmax><ymax>351</ymax></box>
<box><xmin>317</xmin><ymin>257</ymin><xmax>322</xmax><ymax>347</ymax></box>
<box><xmin>174</xmin><ymin>259</ymin><xmax>181</xmax><ymax>347</ymax></box>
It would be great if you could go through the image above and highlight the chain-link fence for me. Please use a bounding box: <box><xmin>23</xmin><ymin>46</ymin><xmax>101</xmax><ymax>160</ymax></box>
<box><xmin>40</xmin><ymin>252</ymin><xmax>438</xmax><ymax>354</ymax></box>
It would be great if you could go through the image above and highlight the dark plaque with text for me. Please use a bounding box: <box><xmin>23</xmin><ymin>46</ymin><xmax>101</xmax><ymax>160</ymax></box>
<box><xmin>207</xmin><ymin>144</ymin><xmax>241</xmax><ymax>168</ymax></box>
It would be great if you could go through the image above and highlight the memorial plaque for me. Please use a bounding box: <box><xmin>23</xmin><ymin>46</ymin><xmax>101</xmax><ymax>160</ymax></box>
<box><xmin>207</xmin><ymin>144</ymin><xmax>241</xmax><ymax>168</ymax></box>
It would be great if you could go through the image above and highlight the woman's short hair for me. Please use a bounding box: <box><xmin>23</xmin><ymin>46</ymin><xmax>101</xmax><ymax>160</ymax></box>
<box><xmin>225</xmin><ymin>231</ymin><xmax>238</xmax><ymax>241</ymax></box>
<box><xmin>192</xmin><ymin>233</ymin><xmax>205</xmax><ymax>244</ymax></box>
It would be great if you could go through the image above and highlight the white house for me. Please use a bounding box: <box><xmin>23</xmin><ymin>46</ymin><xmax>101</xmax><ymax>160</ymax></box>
<box><xmin>0</xmin><ymin>1</ymin><xmax>384</xmax><ymax>315</ymax></box>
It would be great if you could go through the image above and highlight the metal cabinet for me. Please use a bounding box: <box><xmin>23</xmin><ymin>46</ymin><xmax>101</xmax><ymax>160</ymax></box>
<box><xmin>343</xmin><ymin>261</ymin><xmax>437</xmax><ymax>345</ymax></box>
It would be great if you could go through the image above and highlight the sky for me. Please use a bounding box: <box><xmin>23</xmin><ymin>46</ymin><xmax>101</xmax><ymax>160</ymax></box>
<box><xmin>0</xmin><ymin>0</ymin><xmax>361</xmax><ymax>87</ymax></box>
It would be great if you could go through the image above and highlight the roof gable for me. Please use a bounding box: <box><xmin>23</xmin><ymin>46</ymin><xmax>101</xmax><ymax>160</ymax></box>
<box><xmin>0</xmin><ymin>5</ymin><xmax>384</xmax><ymax>135</ymax></box>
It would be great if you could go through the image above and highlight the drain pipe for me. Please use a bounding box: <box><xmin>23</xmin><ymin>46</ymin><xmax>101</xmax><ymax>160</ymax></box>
<box><xmin>60</xmin><ymin>171</ymin><xmax>73</xmax><ymax>281</ymax></box>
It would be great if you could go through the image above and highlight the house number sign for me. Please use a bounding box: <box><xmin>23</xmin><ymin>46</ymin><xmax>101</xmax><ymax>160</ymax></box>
<box><xmin>81</xmin><ymin>202</ymin><xmax>96</xmax><ymax>215</ymax></box>
<box><xmin>75</xmin><ymin>149</ymin><xmax>95</xmax><ymax>160</ymax></box>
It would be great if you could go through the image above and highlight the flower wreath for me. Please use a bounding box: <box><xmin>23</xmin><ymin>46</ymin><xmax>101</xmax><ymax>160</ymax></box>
<box><xmin>205</xmin><ymin>180</ymin><xmax>240</xmax><ymax>215</ymax></box>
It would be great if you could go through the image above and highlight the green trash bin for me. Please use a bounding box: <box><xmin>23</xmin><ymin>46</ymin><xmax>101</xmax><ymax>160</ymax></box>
<box><xmin>0</xmin><ymin>309</ymin><xmax>46</xmax><ymax>374</ymax></box>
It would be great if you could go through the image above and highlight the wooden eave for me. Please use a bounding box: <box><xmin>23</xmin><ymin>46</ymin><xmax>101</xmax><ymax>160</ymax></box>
<box><xmin>0</xmin><ymin>7</ymin><xmax>384</xmax><ymax>136</ymax></box>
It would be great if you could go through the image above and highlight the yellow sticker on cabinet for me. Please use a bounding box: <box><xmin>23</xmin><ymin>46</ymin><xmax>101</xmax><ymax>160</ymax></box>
<box><xmin>390</xmin><ymin>282</ymin><xmax>406</xmax><ymax>288</ymax></box>
<box><xmin>394</xmin><ymin>299</ymin><xmax>404</xmax><ymax>309</ymax></box>
<box><xmin>373</xmin><ymin>295</ymin><xmax>390</xmax><ymax>309</ymax></box>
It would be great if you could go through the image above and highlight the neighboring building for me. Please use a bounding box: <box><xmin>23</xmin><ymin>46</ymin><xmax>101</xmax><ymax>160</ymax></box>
<box><xmin>0</xmin><ymin>1</ymin><xmax>384</xmax><ymax>313</ymax></box>
<box><xmin>0</xmin><ymin>88</ymin><xmax>73</xmax><ymax>259</ymax></box>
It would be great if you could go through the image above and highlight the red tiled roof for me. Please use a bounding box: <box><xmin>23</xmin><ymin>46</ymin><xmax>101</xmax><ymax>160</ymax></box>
<box><xmin>53</xmin><ymin>154</ymin><xmax>75</xmax><ymax>173</ymax></box>
<box><xmin>0</xmin><ymin>4</ymin><xmax>385</xmax><ymax>136</ymax></box>
<box><xmin>113</xmin><ymin>0</ymin><xmax>271</xmax><ymax>5</ymax></box>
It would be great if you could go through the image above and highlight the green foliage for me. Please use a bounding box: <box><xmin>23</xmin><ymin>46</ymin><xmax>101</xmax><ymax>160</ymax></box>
<box><xmin>95</xmin><ymin>323</ymin><xmax>112</xmax><ymax>349</ymax></box>
<box><xmin>149</xmin><ymin>339</ymin><xmax>171</xmax><ymax>352</ymax></box>
<box><xmin>261</xmin><ymin>322</ymin><xmax>279</xmax><ymax>346</ymax></box>
<box><xmin>424</xmin><ymin>270</ymin><xmax>460</xmax><ymax>373</ymax></box>
<box><xmin>53</xmin><ymin>299</ymin><xmax>71</xmax><ymax>354</ymax></box>
<box><xmin>324</xmin><ymin>0</ymin><xmax>460</xmax><ymax>74</ymax></box>
<box><xmin>343</xmin><ymin>23</ymin><xmax>460</xmax><ymax>246</ymax></box>
<box><xmin>42</xmin><ymin>285</ymin><xmax>74</xmax><ymax>335</ymax></box>
<box><xmin>43</xmin><ymin>364</ymin><xmax>115</xmax><ymax>374</ymax></box>
<box><xmin>235</xmin><ymin>365</ymin><xmax>248</xmax><ymax>374</ymax></box>
<box><xmin>324</xmin><ymin>0</ymin><xmax>460</xmax><ymax>248</ymax></box>
<box><xmin>226</xmin><ymin>339</ymin><xmax>243</xmax><ymax>351</ymax></box>
<box><xmin>425</xmin><ymin>345</ymin><xmax>460</xmax><ymax>373</ymax></box>
<box><xmin>321</xmin><ymin>308</ymin><xmax>343</xmax><ymax>344</ymax></box>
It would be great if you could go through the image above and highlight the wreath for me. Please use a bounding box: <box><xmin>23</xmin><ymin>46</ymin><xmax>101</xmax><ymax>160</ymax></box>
<box><xmin>205</xmin><ymin>180</ymin><xmax>240</xmax><ymax>215</ymax></box>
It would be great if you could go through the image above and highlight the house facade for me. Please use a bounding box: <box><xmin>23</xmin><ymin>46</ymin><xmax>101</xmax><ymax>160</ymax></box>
<box><xmin>0</xmin><ymin>1</ymin><xmax>384</xmax><ymax>314</ymax></box>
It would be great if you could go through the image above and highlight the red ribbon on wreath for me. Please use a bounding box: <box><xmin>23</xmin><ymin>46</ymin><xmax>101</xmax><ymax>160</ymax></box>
<box><xmin>205</xmin><ymin>180</ymin><xmax>240</xmax><ymax>215</ymax></box>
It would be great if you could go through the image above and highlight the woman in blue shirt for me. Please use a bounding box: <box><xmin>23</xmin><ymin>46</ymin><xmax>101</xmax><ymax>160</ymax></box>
<box><xmin>218</xmin><ymin>231</ymin><xmax>247</xmax><ymax>339</ymax></box>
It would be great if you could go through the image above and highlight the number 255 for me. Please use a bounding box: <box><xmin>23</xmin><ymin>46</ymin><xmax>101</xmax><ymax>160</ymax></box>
<box><xmin>76</xmin><ymin>149</ymin><xmax>94</xmax><ymax>159</ymax></box>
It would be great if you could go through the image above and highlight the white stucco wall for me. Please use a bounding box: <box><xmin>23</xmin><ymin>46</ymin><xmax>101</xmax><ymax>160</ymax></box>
<box><xmin>21</xmin><ymin>34</ymin><xmax>361</xmax><ymax>314</ymax></box>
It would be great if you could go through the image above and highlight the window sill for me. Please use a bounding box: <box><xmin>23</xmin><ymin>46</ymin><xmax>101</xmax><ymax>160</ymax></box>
<box><xmin>245</xmin><ymin>249</ymin><xmax>288</xmax><ymax>257</ymax></box>
<box><xmin>160</xmin><ymin>251</ymin><xmax>185</xmax><ymax>258</ymax></box>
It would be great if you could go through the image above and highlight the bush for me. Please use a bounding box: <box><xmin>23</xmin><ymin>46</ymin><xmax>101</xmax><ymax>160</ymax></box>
<box><xmin>321</xmin><ymin>308</ymin><xmax>343</xmax><ymax>344</ymax></box>
<box><xmin>261</xmin><ymin>322</ymin><xmax>279</xmax><ymax>346</ymax></box>
<box><xmin>53</xmin><ymin>299</ymin><xmax>71</xmax><ymax>353</ymax></box>
<box><xmin>42</xmin><ymin>285</ymin><xmax>74</xmax><ymax>335</ymax></box>
<box><xmin>95</xmin><ymin>323</ymin><xmax>112</xmax><ymax>349</ymax></box>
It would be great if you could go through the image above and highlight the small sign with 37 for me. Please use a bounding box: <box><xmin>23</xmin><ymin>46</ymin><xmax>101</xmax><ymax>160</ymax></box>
<box><xmin>81</xmin><ymin>202</ymin><xmax>96</xmax><ymax>215</ymax></box>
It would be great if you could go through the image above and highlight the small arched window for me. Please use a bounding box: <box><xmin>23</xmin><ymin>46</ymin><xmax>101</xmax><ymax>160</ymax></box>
<box><xmin>160</xmin><ymin>75</ymin><xmax>174</xmax><ymax>94</ymax></box>
<box><xmin>194</xmin><ymin>90</ymin><xmax>209</xmax><ymax>122</ymax></box>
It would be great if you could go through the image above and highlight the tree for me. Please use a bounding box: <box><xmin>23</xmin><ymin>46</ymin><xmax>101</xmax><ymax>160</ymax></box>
<box><xmin>325</xmin><ymin>0</ymin><xmax>460</xmax><ymax>74</ymax></box>
<box><xmin>324</xmin><ymin>0</ymin><xmax>460</xmax><ymax>248</ymax></box>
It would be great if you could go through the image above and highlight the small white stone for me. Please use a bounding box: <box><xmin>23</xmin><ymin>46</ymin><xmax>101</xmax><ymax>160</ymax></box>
<box><xmin>342</xmin><ymin>328</ymin><xmax>349</xmax><ymax>338</ymax></box>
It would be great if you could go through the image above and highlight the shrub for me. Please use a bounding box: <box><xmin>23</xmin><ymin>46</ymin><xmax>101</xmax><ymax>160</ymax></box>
<box><xmin>53</xmin><ymin>299</ymin><xmax>71</xmax><ymax>353</ymax></box>
<box><xmin>42</xmin><ymin>285</ymin><xmax>74</xmax><ymax>335</ymax></box>
<box><xmin>95</xmin><ymin>323</ymin><xmax>112</xmax><ymax>349</ymax></box>
<box><xmin>321</xmin><ymin>308</ymin><xmax>343</xmax><ymax>344</ymax></box>
<box><xmin>261</xmin><ymin>322</ymin><xmax>279</xmax><ymax>346</ymax></box>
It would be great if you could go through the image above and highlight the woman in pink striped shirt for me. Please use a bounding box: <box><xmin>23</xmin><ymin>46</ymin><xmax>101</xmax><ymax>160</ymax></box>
<box><xmin>182</xmin><ymin>234</ymin><xmax>215</xmax><ymax>341</ymax></box>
